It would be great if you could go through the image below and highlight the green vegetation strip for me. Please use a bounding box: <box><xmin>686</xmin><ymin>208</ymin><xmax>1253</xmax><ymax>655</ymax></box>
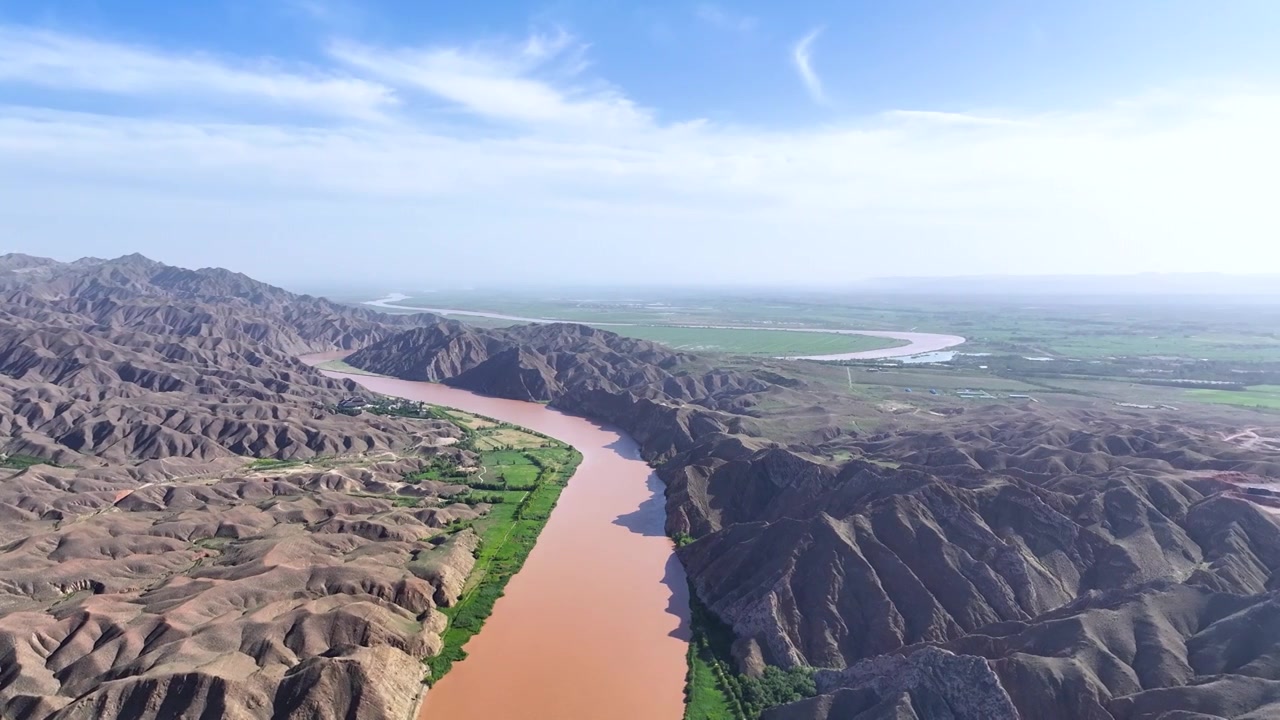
<box><xmin>608</xmin><ymin>325</ymin><xmax>908</xmax><ymax>356</ymax></box>
<box><xmin>425</xmin><ymin>444</ymin><xmax>582</xmax><ymax>683</ymax></box>
<box><xmin>683</xmin><ymin>577</ymin><xmax>816</xmax><ymax>719</ymax></box>
<box><xmin>1187</xmin><ymin>385</ymin><xmax>1280</xmax><ymax>411</ymax></box>
<box><xmin>246</xmin><ymin>458</ymin><xmax>306</xmax><ymax>471</ymax></box>
<box><xmin>0</xmin><ymin>454</ymin><xmax>53</xmax><ymax>470</ymax></box>
<box><xmin>395</xmin><ymin>294</ymin><xmax>1280</xmax><ymax>363</ymax></box>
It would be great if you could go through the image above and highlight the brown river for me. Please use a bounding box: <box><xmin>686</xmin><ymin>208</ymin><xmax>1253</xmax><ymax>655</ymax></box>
<box><xmin>306</xmin><ymin>358</ymin><xmax>690</xmax><ymax>720</ymax></box>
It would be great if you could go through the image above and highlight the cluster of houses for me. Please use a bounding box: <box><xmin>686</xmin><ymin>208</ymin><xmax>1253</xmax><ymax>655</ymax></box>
<box><xmin>955</xmin><ymin>389</ymin><xmax>997</xmax><ymax>400</ymax></box>
<box><xmin>1116</xmin><ymin>402</ymin><xmax>1180</xmax><ymax>411</ymax></box>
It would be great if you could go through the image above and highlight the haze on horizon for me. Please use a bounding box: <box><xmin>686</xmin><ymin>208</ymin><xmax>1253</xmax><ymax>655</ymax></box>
<box><xmin>1</xmin><ymin>0</ymin><xmax>1278</xmax><ymax>288</ymax></box>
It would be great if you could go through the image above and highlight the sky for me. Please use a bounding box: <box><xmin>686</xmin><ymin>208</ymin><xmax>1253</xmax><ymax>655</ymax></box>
<box><xmin>1</xmin><ymin>0</ymin><xmax>1278</xmax><ymax>289</ymax></box>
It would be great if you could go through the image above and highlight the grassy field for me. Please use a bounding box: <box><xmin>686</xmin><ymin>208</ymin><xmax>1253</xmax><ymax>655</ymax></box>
<box><xmin>468</xmin><ymin>426</ymin><xmax>554</xmax><ymax>451</ymax></box>
<box><xmin>478</xmin><ymin>450</ymin><xmax>542</xmax><ymax>489</ymax></box>
<box><xmin>440</xmin><ymin>408</ymin><xmax>497</xmax><ymax>431</ymax></box>
<box><xmin>392</xmin><ymin>296</ymin><xmax>664</xmax><ymax>324</ymax></box>
<box><xmin>382</xmin><ymin>292</ymin><xmax>1280</xmax><ymax>363</ymax></box>
<box><xmin>385</xmin><ymin>299</ymin><xmax>909</xmax><ymax>355</ymax></box>
<box><xmin>685</xmin><ymin>646</ymin><xmax>739</xmax><ymax>720</ymax></box>
<box><xmin>1011</xmin><ymin>333</ymin><xmax>1280</xmax><ymax>362</ymax></box>
<box><xmin>0</xmin><ymin>454</ymin><xmax>52</xmax><ymax>469</ymax></box>
<box><xmin>1188</xmin><ymin>385</ymin><xmax>1280</xmax><ymax>411</ymax></box>
<box><xmin>382</xmin><ymin>298</ymin><xmax>912</xmax><ymax>356</ymax></box>
<box><xmin>683</xmin><ymin>586</ymin><xmax>746</xmax><ymax>720</ymax></box>
<box><xmin>608</xmin><ymin>325</ymin><xmax>906</xmax><ymax>356</ymax></box>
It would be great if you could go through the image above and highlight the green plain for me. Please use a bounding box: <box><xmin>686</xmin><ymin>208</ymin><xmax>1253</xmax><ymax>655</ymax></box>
<box><xmin>1188</xmin><ymin>385</ymin><xmax>1280</xmax><ymax>411</ymax></box>
<box><xmin>685</xmin><ymin>648</ymin><xmax>738</xmax><ymax>720</ymax></box>
<box><xmin>606</xmin><ymin>325</ymin><xmax>906</xmax><ymax>356</ymax></box>
<box><xmin>385</xmin><ymin>293</ymin><xmax>1280</xmax><ymax>363</ymax></box>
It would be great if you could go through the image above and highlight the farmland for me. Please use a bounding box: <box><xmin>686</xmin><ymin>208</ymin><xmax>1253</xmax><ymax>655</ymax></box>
<box><xmin>416</xmin><ymin>412</ymin><xmax>582</xmax><ymax>684</ymax></box>
<box><xmin>1188</xmin><ymin>385</ymin><xmax>1280</xmax><ymax>411</ymax></box>
<box><xmin>376</xmin><ymin>290</ymin><xmax>1280</xmax><ymax>363</ymax></box>
<box><xmin>597</xmin><ymin>325</ymin><xmax>904</xmax><ymax>356</ymax></box>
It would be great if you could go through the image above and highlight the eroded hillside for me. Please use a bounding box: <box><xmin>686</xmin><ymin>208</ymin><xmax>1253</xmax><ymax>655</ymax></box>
<box><xmin>0</xmin><ymin>255</ymin><xmax>554</xmax><ymax>720</ymax></box>
<box><xmin>348</xmin><ymin>318</ymin><xmax>1280</xmax><ymax>719</ymax></box>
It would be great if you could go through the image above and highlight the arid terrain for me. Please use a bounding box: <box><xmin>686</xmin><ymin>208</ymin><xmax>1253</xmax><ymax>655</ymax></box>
<box><xmin>0</xmin><ymin>254</ymin><xmax>508</xmax><ymax>719</ymax></box>
<box><xmin>5</xmin><ymin>252</ymin><xmax>1280</xmax><ymax>720</ymax></box>
<box><xmin>347</xmin><ymin>316</ymin><xmax>1280</xmax><ymax>719</ymax></box>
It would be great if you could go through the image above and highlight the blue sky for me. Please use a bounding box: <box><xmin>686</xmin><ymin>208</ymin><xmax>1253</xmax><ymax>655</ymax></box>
<box><xmin>1</xmin><ymin>0</ymin><xmax>1278</xmax><ymax>287</ymax></box>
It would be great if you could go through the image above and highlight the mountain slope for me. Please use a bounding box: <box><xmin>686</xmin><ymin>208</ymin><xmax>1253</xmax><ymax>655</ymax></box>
<box><xmin>347</xmin><ymin>316</ymin><xmax>1280</xmax><ymax>719</ymax></box>
<box><xmin>0</xmin><ymin>254</ymin><xmax>448</xmax><ymax>465</ymax></box>
<box><xmin>0</xmin><ymin>255</ymin><xmax>482</xmax><ymax>720</ymax></box>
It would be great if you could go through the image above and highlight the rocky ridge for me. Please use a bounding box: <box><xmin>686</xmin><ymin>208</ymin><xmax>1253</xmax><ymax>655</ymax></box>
<box><xmin>347</xmin><ymin>317</ymin><xmax>1280</xmax><ymax>719</ymax></box>
<box><xmin>0</xmin><ymin>455</ymin><xmax>484</xmax><ymax>720</ymax></box>
<box><xmin>0</xmin><ymin>254</ymin><xmax>489</xmax><ymax>720</ymax></box>
<box><xmin>0</xmin><ymin>253</ymin><xmax>447</xmax><ymax>465</ymax></box>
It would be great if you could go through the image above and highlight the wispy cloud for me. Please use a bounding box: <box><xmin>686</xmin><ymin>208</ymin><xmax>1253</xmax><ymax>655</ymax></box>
<box><xmin>0</xmin><ymin>26</ymin><xmax>395</xmax><ymax>121</ymax></box>
<box><xmin>328</xmin><ymin>30</ymin><xmax>648</xmax><ymax>130</ymax></box>
<box><xmin>696</xmin><ymin>5</ymin><xmax>757</xmax><ymax>34</ymax></box>
<box><xmin>285</xmin><ymin>0</ymin><xmax>365</xmax><ymax>30</ymax></box>
<box><xmin>883</xmin><ymin>110</ymin><xmax>1029</xmax><ymax>128</ymax></box>
<box><xmin>0</xmin><ymin>24</ymin><xmax>1278</xmax><ymax>283</ymax></box>
<box><xmin>792</xmin><ymin>27</ymin><xmax>826</xmax><ymax>104</ymax></box>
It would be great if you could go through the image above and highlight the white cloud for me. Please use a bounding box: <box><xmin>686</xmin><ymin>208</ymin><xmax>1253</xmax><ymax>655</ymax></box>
<box><xmin>0</xmin><ymin>27</ymin><xmax>1278</xmax><ymax>284</ymax></box>
<box><xmin>328</xmin><ymin>31</ymin><xmax>649</xmax><ymax>131</ymax></box>
<box><xmin>792</xmin><ymin>27</ymin><xmax>826</xmax><ymax>104</ymax></box>
<box><xmin>520</xmin><ymin>28</ymin><xmax>576</xmax><ymax>62</ymax></box>
<box><xmin>0</xmin><ymin>25</ymin><xmax>396</xmax><ymax>121</ymax></box>
<box><xmin>696</xmin><ymin>5</ymin><xmax>758</xmax><ymax>33</ymax></box>
<box><xmin>882</xmin><ymin>110</ymin><xmax>1029</xmax><ymax>128</ymax></box>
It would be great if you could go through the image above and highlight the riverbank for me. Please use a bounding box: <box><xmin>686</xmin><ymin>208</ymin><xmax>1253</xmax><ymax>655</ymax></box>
<box><xmin>425</xmin><ymin>441</ymin><xmax>582</xmax><ymax>682</ymax></box>
<box><xmin>305</xmin><ymin>355</ymin><xmax>690</xmax><ymax>720</ymax></box>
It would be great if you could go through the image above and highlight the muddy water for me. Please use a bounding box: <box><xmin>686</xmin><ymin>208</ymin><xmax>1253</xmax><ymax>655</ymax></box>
<box><xmin>308</xmin><ymin>360</ymin><xmax>690</xmax><ymax>720</ymax></box>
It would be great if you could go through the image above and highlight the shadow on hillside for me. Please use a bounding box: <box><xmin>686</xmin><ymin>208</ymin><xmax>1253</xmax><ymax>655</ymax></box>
<box><xmin>664</xmin><ymin>551</ymin><xmax>693</xmax><ymax>641</ymax></box>
<box><xmin>604</xmin><ymin>434</ymin><xmax>691</xmax><ymax>639</ymax></box>
<box><xmin>612</xmin><ymin>472</ymin><xmax>667</xmax><ymax>537</ymax></box>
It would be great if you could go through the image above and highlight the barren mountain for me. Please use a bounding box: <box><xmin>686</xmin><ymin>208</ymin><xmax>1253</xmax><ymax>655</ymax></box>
<box><xmin>0</xmin><ymin>253</ymin><xmax>448</xmax><ymax>466</ymax></box>
<box><xmin>9</xmin><ymin>252</ymin><xmax>1280</xmax><ymax>719</ymax></box>
<box><xmin>348</xmin><ymin>318</ymin><xmax>1280</xmax><ymax>719</ymax></box>
<box><xmin>0</xmin><ymin>455</ymin><xmax>484</xmax><ymax>720</ymax></box>
<box><xmin>0</xmin><ymin>255</ymin><xmax>491</xmax><ymax>720</ymax></box>
<box><xmin>0</xmin><ymin>252</ymin><xmax>439</xmax><ymax>355</ymax></box>
<box><xmin>346</xmin><ymin>321</ymin><xmax>705</xmax><ymax>401</ymax></box>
